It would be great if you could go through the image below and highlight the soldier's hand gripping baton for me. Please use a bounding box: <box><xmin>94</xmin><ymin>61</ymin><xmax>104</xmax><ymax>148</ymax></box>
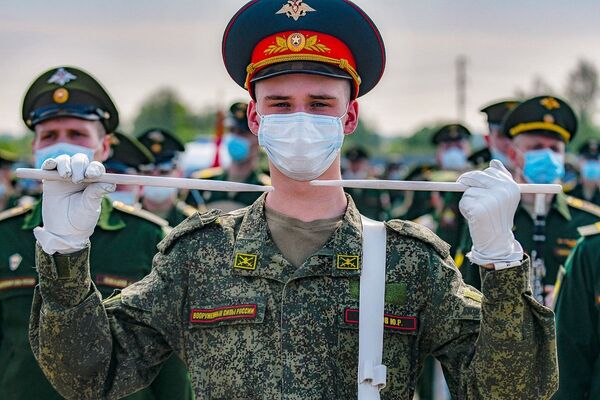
<box><xmin>310</xmin><ymin>179</ymin><xmax>562</xmax><ymax>194</ymax></box>
<box><xmin>16</xmin><ymin>168</ymin><xmax>274</xmax><ymax>193</ymax></box>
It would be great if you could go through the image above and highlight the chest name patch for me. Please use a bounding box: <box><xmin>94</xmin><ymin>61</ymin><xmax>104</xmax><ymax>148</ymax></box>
<box><xmin>190</xmin><ymin>304</ymin><xmax>257</xmax><ymax>324</ymax></box>
<box><xmin>95</xmin><ymin>274</ymin><xmax>135</xmax><ymax>289</ymax></box>
<box><xmin>344</xmin><ymin>308</ymin><xmax>417</xmax><ymax>331</ymax></box>
<box><xmin>0</xmin><ymin>276</ymin><xmax>36</xmax><ymax>291</ymax></box>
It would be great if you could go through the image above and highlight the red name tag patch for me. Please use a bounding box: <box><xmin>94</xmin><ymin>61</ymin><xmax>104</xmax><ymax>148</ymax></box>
<box><xmin>344</xmin><ymin>308</ymin><xmax>417</xmax><ymax>331</ymax></box>
<box><xmin>190</xmin><ymin>304</ymin><xmax>258</xmax><ymax>324</ymax></box>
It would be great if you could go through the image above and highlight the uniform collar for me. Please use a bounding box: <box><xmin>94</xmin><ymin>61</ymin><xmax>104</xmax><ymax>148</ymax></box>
<box><xmin>21</xmin><ymin>197</ymin><xmax>126</xmax><ymax>231</ymax></box>
<box><xmin>553</xmin><ymin>192</ymin><xmax>572</xmax><ymax>221</ymax></box>
<box><xmin>231</xmin><ymin>193</ymin><xmax>364</xmax><ymax>282</ymax></box>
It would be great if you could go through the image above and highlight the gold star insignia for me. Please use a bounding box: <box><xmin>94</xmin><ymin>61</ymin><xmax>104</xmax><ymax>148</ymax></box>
<box><xmin>234</xmin><ymin>253</ymin><xmax>258</xmax><ymax>270</ymax></box>
<box><xmin>540</xmin><ymin>97</ymin><xmax>560</xmax><ymax>110</ymax></box>
<box><xmin>337</xmin><ymin>254</ymin><xmax>360</xmax><ymax>270</ymax></box>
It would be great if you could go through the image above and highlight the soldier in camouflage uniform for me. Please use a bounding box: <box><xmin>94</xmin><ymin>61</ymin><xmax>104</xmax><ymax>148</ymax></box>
<box><xmin>28</xmin><ymin>1</ymin><xmax>556</xmax><ymax>399</ymax></box>
<box><xmin>0</xmin><ymin>66</ymin><xmax>192</xmax><ymax>400</ymax></box>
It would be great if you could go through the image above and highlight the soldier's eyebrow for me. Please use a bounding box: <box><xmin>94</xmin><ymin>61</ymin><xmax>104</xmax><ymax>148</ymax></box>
<box><xmin>308</xmin><ymin>94</ymin><xmax>338</xmax><ymax>100</ymax></box>
<box><xmin>264</xmin><ymin>95</ymin><xmax>291</xmax><ymax>101</ymax></box>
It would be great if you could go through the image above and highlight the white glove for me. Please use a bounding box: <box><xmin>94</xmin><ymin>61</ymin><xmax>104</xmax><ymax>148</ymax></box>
<box><xmin>33</xmin><ymin>153</ymin><xmax>115</xmax><ymax>255</ymax></box>
<box><xmin>458</xmin><ymin>160</ymin><xmax>523</xmax><ymax>266</ymax></box>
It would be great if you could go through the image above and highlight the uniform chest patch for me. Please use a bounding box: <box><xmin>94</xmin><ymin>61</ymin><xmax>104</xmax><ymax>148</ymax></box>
<box><xmin>233</xmin><ymin>253</ymin><xmax>258</xmax><ymax>270</ymax></box>
<box><xmin>0</xmin><ymin>276</ymin><xmax>36</xmax><ymax>291</ymax></box>
<box><xmin>9</xmin><ymin>253</ymin><xmax>22</xmax><ymax>271</ymax></box>
<box><xmin>337</xmin><ymin>254</ymin><xmax>360</xmax><ymax>270</ymax></box>
<box><xmin>190</xmin><ymin>304</ymin><xmax>258</xmax><ymax>324</ymax></box>
<box><xmin>344</xmin><ymin>308</ymin><xmax>417</xmax><ymax>332</ymax></box>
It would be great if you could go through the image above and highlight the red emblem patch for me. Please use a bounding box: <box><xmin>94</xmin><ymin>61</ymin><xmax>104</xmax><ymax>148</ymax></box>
<box><xmin>190</xmin><ymin>304</ymin><xmax>258</xmax><ymax>324</ymax></box>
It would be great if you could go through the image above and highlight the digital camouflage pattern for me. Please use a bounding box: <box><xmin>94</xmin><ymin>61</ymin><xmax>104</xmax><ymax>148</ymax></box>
<box><xmin>30</xmin><ymin>194</ymin><xmax>557</xmax><ymax>399</ymax></box>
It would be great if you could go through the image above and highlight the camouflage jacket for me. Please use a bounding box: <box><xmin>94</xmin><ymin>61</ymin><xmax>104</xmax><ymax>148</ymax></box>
<box><xmin>29</xmin><ymin>194</ymin><xmax>557</xmax><ymax>400</ymax></box>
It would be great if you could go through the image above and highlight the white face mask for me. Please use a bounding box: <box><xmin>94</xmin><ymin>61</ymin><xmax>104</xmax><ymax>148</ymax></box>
<box><xmin>143</xmin><ymin>186</ymin><xmax>177</xmax><ymax>203</ymax></box>
<box><xmin>257</xmin><ymin>111</ymin><xmax>345</xmax><ymax>181</ymax></box>
<box><xmin>106</xmin><ymin>190</ymin><xmax>137</xmax><ymax>206</ymax></box>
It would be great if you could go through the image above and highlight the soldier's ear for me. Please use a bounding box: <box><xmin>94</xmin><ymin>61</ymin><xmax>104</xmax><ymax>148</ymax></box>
<box><xmin>343</xmin><ymin>100</ymin><xmax>359</xmax><ymax>135</ymax></box>
<box><xmin>247</xmin><ymin>100</ymin><xmax>260</xmax><ymax>136</ymax></box>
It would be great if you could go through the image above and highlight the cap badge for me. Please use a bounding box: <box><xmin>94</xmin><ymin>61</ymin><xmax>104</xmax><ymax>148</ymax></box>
<box><xmin>52</xmin><ymin>88</ymin><xmax>69</xmax><ymax>104</ymax></box>
<box><xmin>47</xmin><ymin>68</ymin><xmax>77</xmax><ymax>86</ymax></box>
<box><xmin>265</xmin><ymin>33</ymin><xmax>330</xmax><ymax>55</ymax></box>
<box><xmin>540</xmin><ymin>97</ymin><xmax>560</xmax><ymax>110</ymax></box>
<box><xmin>9</xmin><ymin>253</ymin><xmax>22</xmax><ymax>271</ymax></box>
<box><xmin>276</xmin><ymin>0</ymin><xmax>316</xmax><ymax>21</ymax></box>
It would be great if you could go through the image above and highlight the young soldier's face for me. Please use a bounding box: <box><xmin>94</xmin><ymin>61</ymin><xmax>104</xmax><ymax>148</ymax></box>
<box><xmin>32</xmin><ymin>117</ymin><xmax>111</xmax><ymax>161</ymax></box>
<box><xmin>509</xmin><ymin>133</ymin><xmax>566</xmax><ymax>179</ymax></box>
<box><xmin>247</xmin><ymin>73</ymin><xmax>359</xmax><ymax>135</ymax></box>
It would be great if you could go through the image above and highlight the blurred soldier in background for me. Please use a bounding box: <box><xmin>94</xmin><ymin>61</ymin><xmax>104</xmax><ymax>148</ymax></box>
<box><xmin>104</xmin><ymin>131</ymin><xmax>155</xmax><ymax>207</ymax></box>
<box><xmin>342</xmin><ymin>145</ymin><xmax>390</xmax><ymax>220</ymax></box>
<box><xmin>553</xmin><ymin>221</ymin><xmax>600</xmax><ymax>399</ymax></box>
<box><xmin>570</xmin><ymin>139</ymin><xmax>600</xmax><ymax>204</ymax></box>
<box><xmin>460</xmin><ymin>96</ymin><xmax>600</xmax><ymax>308</ymax></box>
<box><xmin>479</xmin><ymin>100</ymin><xmax>520</xmax><ymax>170</ymax></box>
<box><xmin>0</xmin><ymin>149</ymin><xmax>17</xmax><ymax>211</ymax></box>
<box><xmin>192</xmin><ymin>101</ymin><xmax>270</xmax><ymax>212</ymax></box>
<box><xmin>138</xmin><ymin>128</ymin><xmax>197</xmax><ymax>227</ymax></box>
<box><xmin>0</xmin><ymin>66</ymin><xmax>192</xmax><ymax>400</ymax></box>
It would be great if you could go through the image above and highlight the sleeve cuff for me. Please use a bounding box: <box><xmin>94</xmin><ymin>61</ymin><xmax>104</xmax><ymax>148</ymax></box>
<box><xmin>480</xmin><ymin>256</ymin><xmax>531</xmax><ymax>301</ymax></box>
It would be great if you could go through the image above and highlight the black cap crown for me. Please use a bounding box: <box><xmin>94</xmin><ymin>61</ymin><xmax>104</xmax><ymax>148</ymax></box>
<box><xmin>137</xmin><ymin>128</ymin><xmax>185</xmax><ymax>164</ymax></box>
<box><xmin>431</xmin><ymin>123</ymin><xmax>471</xmax><ymax>145</ymax></box>
<box><xmin>22</xmin><ymin>66</ymin><xmax>119</xmax><ymax>133</ymax></box>
<box><xmin>502</xmin><ymin>95</ymin><xmax>577</xmax><ymax>143</ymax></box>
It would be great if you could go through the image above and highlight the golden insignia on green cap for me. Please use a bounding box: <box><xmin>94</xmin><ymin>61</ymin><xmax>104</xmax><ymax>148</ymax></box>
<box><xmin>540</xmin><ymin>97</ymin><xmax>560</xmax><ymax>110</ymax></box>
<box><xmin>234</xmin><ymin>253</ymin><xmax>258</xmax><ymax>270</ymax></box>
<box><xmin>47</xmin><ymin>67</ymin><xmax>77</xmax><ymax>86</ymax></box>
<box><xmin>150</xmin><ymin>143</ymin><xmax>162</xmax><ymax>154</ymax></box>
<box><xmin>337</xmin><ymin>254</ymin><xmax>359</xmax><ymax>270</ymax></box>
<box><xmin>52</xmin><ymin>88</ymin><xmax>69</xmax><ymax>104</ymax></box>
<box><xmin>276</xmin><ymin>0</ymin><xmax>316</xmax><ymax>21</ymax></box>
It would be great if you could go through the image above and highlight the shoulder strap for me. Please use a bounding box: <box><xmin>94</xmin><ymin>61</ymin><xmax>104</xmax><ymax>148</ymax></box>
<box><xmin>0</xmin><ymin>203</ymin><xmax>33</xmax><ymax>222</ymax></box>
<box><xmin>565</xmin><ymin>195</ymin><xmax>600</xmax><ymax>218</ymax></box>
<box><xmin>112</xmin><ymin>201</ymin><xmax>169</xmax><ymax>227</ymax></box>
<box><xmin>358</xmin><ymin>215</ymin><xmax>387</xmax><ymax>399</ymax></box>
<box><xmin>577</xmin><ymin>222</ymin><xmax>600</xmax><ymax>237</ymax></box>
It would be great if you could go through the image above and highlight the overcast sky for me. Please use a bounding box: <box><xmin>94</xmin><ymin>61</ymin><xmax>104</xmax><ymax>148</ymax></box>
<box><xmin>1</xmin><ymin>0</ymin><xmax>599</xmax><ymax>137</ymax></box>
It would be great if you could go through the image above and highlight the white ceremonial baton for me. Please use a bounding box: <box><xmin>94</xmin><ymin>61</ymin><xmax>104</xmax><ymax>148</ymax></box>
<box><xmin>310</xmin><ymin>179</ymin><xmax>562</xmax><ymax>194</ymax></box>
<box><xmin>16</xmin><ymin>168</ymin><xmax>273</xmax><ymax>193</ymax></box>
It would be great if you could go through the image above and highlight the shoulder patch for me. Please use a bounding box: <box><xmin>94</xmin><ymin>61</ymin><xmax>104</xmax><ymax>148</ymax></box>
<box><xmin>257</xmin><ymin>173</ymin><xmax>271</xmax><ymax>186</ymax></box>
<box><xmin>565</xmin><ymin>195</ymin><xmax>600</xmax><ymax>218</ymax></box>
<box><xmin>0</xmin><ymin>203</ymin><xmax>33</xmax><ymax>222</ymax></box>
<box><xmin>577</xmin><ymin>222</ymin><xmax>600</xmax><ymax>237</ymax></box>
<box><xmin>191</xmin><ymin>166</ymin><xmax>224</xmax><ymax>180</ymax></box>
<box><xmin>176</xmin><ymin>201</ymin><xmax>198</xmax><ymax>218</ymax></box>
<box><xmin>112</xmin><ymin>201</ymin><xmax>169</xmax><ymax>227</ymax></box>
<box><xmin>385</xmin><ymin>219</ymin><xmax>450</xmax><ymax>259</ymax></box>
<box><xmin>157</xmin><ymin>208</ymin><xmax>221</xmax><ymax>253</ymax></box>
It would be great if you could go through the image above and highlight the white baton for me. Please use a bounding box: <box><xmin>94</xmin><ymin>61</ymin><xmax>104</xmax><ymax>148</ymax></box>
<box><xmin>310</xmin><ymin>179</ymin><xmax>562</xmax><ymax>194</ymax></box>
<box><xmin>16</xmin><ymin>168</ymin><xmax>273</xmax><ymax>193</ymax></box>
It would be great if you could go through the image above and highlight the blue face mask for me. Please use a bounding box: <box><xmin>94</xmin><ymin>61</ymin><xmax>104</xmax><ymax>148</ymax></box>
<box><xmin>440</xmin><ymin>147</ymin><xmax>468</xmax><ymax>170</ymax></box>
<box><xmin>523</xmin><ymin>149</ymin><xmax>565</xmax><ymax>184</ymax></box>
<box><xmin>34</xmin><ymin>142</ymin><xmax>95</xmax><ymax>169</ymax></box>
<box><xmin>226</xmin><ymin>135</ymin><xmax>251</xmax><ymax>163</ymax></box>
<box><xmin>106</xmin><ymin>191</ymin><xmax>137</xmax><ymax>205</ymax></box>
<box><xmin>490</xmin><ymin>149</ymin><xmax>512</xmax><ymax>169</ymax></box>
<box><xmin>0</xmin><ymin>183</ymin><xmax>6</xmax><ymax>199</ymax></box>
<box><xmin>581</xmin><ymin>160</ymin><xmax>600</xmax><ymax>181</ymax></box>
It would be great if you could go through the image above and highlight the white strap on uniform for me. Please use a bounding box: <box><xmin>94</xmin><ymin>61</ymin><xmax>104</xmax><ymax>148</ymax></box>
<box><xmin>358</xmin><ymin>215</ymin><xmax>388</xmax><ymax>400</ymax></box>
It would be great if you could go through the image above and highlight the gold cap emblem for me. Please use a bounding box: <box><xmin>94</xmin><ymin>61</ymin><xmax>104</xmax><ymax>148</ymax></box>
<box><xmin>540</xmin><ymin>97</ymin><xmax>560</xmax><ymax>110</ymax></box>
<box><xmin>52</xmin><ymin>88</ymin><xmax>69</xmax><ymax>104</ymax></box>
